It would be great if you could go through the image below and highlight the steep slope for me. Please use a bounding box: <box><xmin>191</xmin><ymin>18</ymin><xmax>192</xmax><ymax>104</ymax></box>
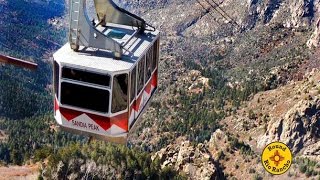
<box><xmin>221</xmin><ymin>66</ymin><xmax>320</xmax><ymax>155</ymax></box>
<box><xmin>0</xmin><ymin>0</ymin><xmax>66</xmax><ymax>119</ymax></box>
<box><xmin>128</xmin><ymin>0</ymin><xmax>320</xmax><ymax>179</ymax></box>
<box><xmin>219</xmin><ymin>65</ymin><xmax>320</xmax><ymax>179</ymax></box>
<box><xmin>128</xmin><ymin>0</ymin><xmax>319</xmax><ymax>147</ymax></box>
<box><xmin>0</xmin><ymin>0</ymin><xmax>319</xmax><ymax>179</ymax></box>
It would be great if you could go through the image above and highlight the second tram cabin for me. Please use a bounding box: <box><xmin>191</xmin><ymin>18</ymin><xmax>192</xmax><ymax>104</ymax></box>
<box><xmin>53</xmin><ymin>24</ymin><xmax>160</xmax><ymax>144</ymax></box>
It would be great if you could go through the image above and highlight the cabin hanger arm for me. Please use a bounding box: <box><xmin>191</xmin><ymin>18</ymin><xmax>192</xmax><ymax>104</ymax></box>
<box><xmin>94</xmin><ymin>0</ymin><xmax>146</xmax><ymax>29</ymax></box>
<box><xmin>69</xmin><ymin>0</ymin><xmax>149</xmax><ymax>59</ymax></box>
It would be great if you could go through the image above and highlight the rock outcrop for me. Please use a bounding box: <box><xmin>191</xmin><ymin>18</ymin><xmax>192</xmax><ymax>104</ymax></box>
<box><xmin>258</xmin><ymin>98</ymin><xmax>320</xmax><ymax>154</ymax></box>
<box><xmin>285</xmin><ymin>0</ymin><xmax>316</xmax><ymax>27</ymax></box>
<box><xmin>255</xmin><ymin>70</ymin><xmax>320</xmax><ymax>155</ymax></box>
<box><xmin>303</xmin><ymin>141</ymin><xmax>320</xmax><ymax>160</ymax></box>
<box><xmin>221</xmin><ymin>68</ymin><xmax>320</xmax><ymax>160</ymax></box>
<box><xmin>152</xmin><ymin>141</ymin><xmax>223</xmax><ymax>180</ymax></box>
<box><xmin>307</xmin><ymin>17</ymin><xmax>320</xmax><ymax>48</ymax></box>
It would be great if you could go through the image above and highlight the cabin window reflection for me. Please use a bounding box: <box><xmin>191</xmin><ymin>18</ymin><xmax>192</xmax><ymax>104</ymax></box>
<box><xmin>61</xmin><ymin>82</ymin><xmax>109</xmax><ymax>113</ymax></box>
<box><xmin>137</xmin><ymin>56</ymin><xmax>145</xmax><ymax>94</ymax></box>
<box><xmin>62</xmin><ymin>67</ymin><xmax>110</xmax><ymax>87</ymax></box>
<box><xmin>146</xmin><ymin>48</ymin><xmax>153</xmax><ymax>81</ymax></box>
<box><xmin>112</xmin><ymin>74</ymin><xmax>128</xmax><ymax>113</ymax></box>
<box><xmin>130</xmin><ymin>67</ymin><xmax>136</xmax><ymax>103</ymax></box>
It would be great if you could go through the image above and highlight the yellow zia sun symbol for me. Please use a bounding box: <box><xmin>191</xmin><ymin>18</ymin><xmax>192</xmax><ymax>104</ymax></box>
<box><xmin>269</xmin><ymin>150</ymin><xmax>285</xmax><ymax>166</ymax></box>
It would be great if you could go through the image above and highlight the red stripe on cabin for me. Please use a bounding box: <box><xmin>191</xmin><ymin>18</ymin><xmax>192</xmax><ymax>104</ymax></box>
<box><xmin>130</xmin><ymin>104</ymin><xmax>135</xmax><ymax>114</ymax></box>
<box><xmin>87</xmin><ymin>113</ymin><xmax>112</xmax><ymax>131</ymax></box>
<box><xmin>132</xmin><ymin>70</ymin><xmax>157</xmax><ymax>112</ymax></box>
<box><xmin>130</xmin><ymin>104</ymin><xmax>136</xmax><ymax>122</ymax></box>
<box><xmin>110</xmin><ymin>113</ymin><xmax>128</xmax><ymax>131</ymax></box>
<box><xmin>54</xmin><ymin>98</ymin><xmax>59</xmax><ymax>112</ymax></box>
<box><xmin>133</xmin><ymin>93</ymin><xmax>143</xmax><ymax>111</ymax></box>
<box><xmin>152</xmin><ymin>70</ymin><xmax>158</xmax><ymax>87</ymax></box>
<box><xmin>60</xmin><ymin>107</ymin><xmax>82</xmax><ymax>121</ymax></box>
<box><xmin>145</xmin><ymin>79</ymin><xmax>152</xmax><ymax>94</ymax></box>
<box><xmin>146</xmin><ymin>70</ymin><xmax>158</xmax><ymax>93</ymax></box>
<box><xmin>59</xmin><ymin>107</ymin><xmax>128</xmax><ymax>131</ymax></box>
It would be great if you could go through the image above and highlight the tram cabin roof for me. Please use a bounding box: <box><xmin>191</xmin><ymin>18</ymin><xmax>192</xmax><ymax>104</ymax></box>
<box><xmin>54</xmin><ymin>23</ymin><xmax>160</xmax><ymax>74</ymax></box>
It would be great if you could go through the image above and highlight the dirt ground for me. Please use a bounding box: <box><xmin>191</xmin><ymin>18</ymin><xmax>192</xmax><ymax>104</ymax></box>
<box><xmin>0</xmin><ymin>164</ymin><xmax>39</xmax><ymax>180</ymax></box>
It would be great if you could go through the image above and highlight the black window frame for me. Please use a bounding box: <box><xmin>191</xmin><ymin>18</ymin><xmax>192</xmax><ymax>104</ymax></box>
<box><xmin>130</xmin><ymin>66</ymin><xmax>136</xmax><ymax>103</ymax></box>
<box><xmin>146</xmin><ymin>47</ymin><xmax>153</xmax><ymax>82</ymax></box>
<box><xmin>152</xmin><ymin>39</ymin><xmax>159</xmax><ymax>71</ymax></box>
<box><xmin>62</xmin><ymin>67</ymin><xmax>111</xmax><ymax>87</ymax></box>
<box><xmin>137</xmin><ymin>56</ymin><xmax>145</xmax><ymax>95</ymax></box>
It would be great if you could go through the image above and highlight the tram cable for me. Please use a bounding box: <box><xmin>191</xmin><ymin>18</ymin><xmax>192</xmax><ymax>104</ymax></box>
<box><xmin>205</xmin><ymin>0</ymin><xmax>240</xmax><ymax>27</ymax></box>
<box><xmin>196</xmin><ymin>0</ymin><xmax>241</xmax><ymax>30</ymax></box>
<box><xmin>195</xmin><ymin>0</ymin><xmax>221</xmax><ymax>25</ymax></box>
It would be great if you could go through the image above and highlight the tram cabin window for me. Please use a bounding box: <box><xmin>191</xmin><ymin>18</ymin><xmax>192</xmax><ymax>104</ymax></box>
<box><xmin>152</xmin><ymin>39</ymin><xmax>159</xmax><ymax>71</ymax></box>
<box><xmin>53</xmin><ymin>61</ymin><xmax>60</xmax><ymax>97</ymax></box>
<box><xmin>61</xmin><ymin>82</ymin><xmax>110</xmax><ymax>113</ymax></box>
<box><xmin>130</xmin><ymin>67</ymin><xmax>136</xmax><ymax>103</ymax></box>
<box><xmin>137</xmin><ymin>56</ymin><xmax>145</xmax><ymax>94</ymax></box>
<box><xmin>146</xmin><ymin>47</ymin><xmax>153</xmax><ymax>81</ymax></box>
<box><xmin>62</xmin><ymin>67</ymin><xmax>110</xmax><ymax>86</ymax></box>
<box><xmin>112</xmin><ymin>74</ymin><xmax>128</xmax><ymax>113</ymax></box>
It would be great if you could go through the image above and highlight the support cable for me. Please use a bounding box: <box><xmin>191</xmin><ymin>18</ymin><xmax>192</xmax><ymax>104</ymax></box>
<box><xmin>204</xmin><ymin>0</ymin><xmax>241</xmax><ymax>28</ymax></box>
<box><xmin>195</xmin><ymin>0</ymin><xmax>221</xmax><ymax>25</ymax></box>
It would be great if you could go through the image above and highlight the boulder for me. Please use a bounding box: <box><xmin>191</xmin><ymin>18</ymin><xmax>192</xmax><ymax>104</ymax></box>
<box><xmin>153</xmin><ymin>140</ymin><xmax>222</xmax><ymax>179</ymax></box>
<box><xmin>307</xmin><ymin>17</ymin><xmax>320</xmax><ymax>48</ymax></box>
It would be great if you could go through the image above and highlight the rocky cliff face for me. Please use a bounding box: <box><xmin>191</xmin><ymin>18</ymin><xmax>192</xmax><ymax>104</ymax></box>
<box><xmin>285</xmin><ymin>0</ymin><xmax>318</xmax><ymax>27</ymax></box>
<box><xmin>243</xmin><ymin>0</ymin><xmax>320</xmax><ymax>28</ymax></box>
<box><xmin>259</xmin><ymin>97</ymin><xmax>320</xmax><ymax>154</ymax></box>
<box><xmin>257</xmin><ymin>70</ymin><xmax>320</xmax><ymax>153</ymax></box>
<box><xmin>307</xmin><ymin>17</ymin><xmax>320</xmax><ymax>47</ymax></box>
<box><xmin>217</xmin><ymin>69</ymin><xmax>320</xmax><ymax>178</ymax></box>
<box><xmin>134</xmin><ymin>0</ymin><xmax>319</xmax><ymax>31</ymax></box>
<box><xmin>222</xmin><ymin>68</ymin><xmax>320</xmax><ymax>156</ymax></box>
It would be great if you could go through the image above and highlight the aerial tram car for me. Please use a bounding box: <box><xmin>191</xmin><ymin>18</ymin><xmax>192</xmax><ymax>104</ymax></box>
<box><xmin>53</xmin><ymin>0</ymin><xmax>160</xmax><ymax>144</ymax></box>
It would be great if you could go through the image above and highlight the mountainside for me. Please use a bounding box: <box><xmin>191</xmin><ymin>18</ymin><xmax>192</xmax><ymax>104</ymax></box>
<box><xmin>127</xmin><ymin>0</ymin><xmax>320</xmax><ymax>179</ymax></box>
<box><xmin>0</xmin><ymin>0</ymin><xmax>319</xmax><ymax>179</ymax></box>
<box><xmin>222</xmin><ymin>65</ymin><xmax>320</xmax><ymax>154</ymax></box>
<box><xmin>128</xmin><ymin>0</ymin><xmax>319</xmax><ymax>138</ymax></box>
<box><xmin>0</xmin><ymin>0</ymin><xmax>66</xmax><ymax>119</ymax></box>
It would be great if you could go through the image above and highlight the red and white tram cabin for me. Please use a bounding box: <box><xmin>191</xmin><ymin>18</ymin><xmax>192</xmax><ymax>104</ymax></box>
<box><xmin>53</xmin><ymin>24</ymin><xmax>160</xmax><ymax>144</ymax></box>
